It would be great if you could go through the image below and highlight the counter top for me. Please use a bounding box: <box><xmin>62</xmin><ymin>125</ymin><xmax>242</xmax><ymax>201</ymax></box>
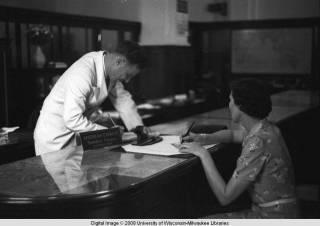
<box><xmin>0</xmin><ymin>145</ymin><xmax>190</xmax><ymax>199</ymax></box>
<box><xmin>0</xmin><ymin>141</ymin><xmax>226</xmax><ymax>218</ymax></box>
<box><xmin>150</xmin><ymin>90</ymin><xmax>319</xmax><ymax>135</ymax></box>
<box><xmin>0</xmin><ymin>130</ymin><xmax>34</xmax><ymax>164</ymax></box>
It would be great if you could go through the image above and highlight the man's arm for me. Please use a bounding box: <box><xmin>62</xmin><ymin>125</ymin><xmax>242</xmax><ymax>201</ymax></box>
<box><xmin>63</xmin><ymin>71</ymin><xmax>106</xmax><ymax>132</ymax></box>
<box><xmin>108</xmin><ymin>81</ymin><xmax>143</xmax><ymax>131</ymax></box>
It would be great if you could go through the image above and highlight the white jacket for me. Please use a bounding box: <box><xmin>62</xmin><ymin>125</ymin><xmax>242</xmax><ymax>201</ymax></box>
<box><xmin>34</xmin><ymin>51</ymin><xmax>143</xmax><ymax>155</ymax></box>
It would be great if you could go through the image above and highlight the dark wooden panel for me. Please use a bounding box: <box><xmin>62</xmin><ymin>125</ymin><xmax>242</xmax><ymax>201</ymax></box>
<box><xmin>0</xmin><ymin>131</ymin><xmax>34</xmax><ymax>165</ymax></box>
<box><xmin>0</xmin><ymin>6</ymin><xmax>142</xmax><ymax>128</ymax></box>
<box><xmin>0</xmin><ymin>39</ymin><xmax>8</xmax><ymax>126</ymax></box>
<box><xmin>129</xmin><ymin>46</ymin><xmax>195</xmax><ymax>100</ymax></box>
<box><xmin>190</xmin><ymin>18</ymin><xmax>320</xmax><ymax>31</ymax></box>
<box><xmin>278</xmin><ymin>106</ymin><xmax>320</xmax><ymax>185</ymax></box>
<box><xmin>189</xmin><ymin>18</ymin><xmax>320</xmax><ymax>94</ymax></box>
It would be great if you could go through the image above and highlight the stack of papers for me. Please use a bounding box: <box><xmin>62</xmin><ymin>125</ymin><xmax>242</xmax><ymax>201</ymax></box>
<box><xmin>122</xmin><ymin>136</ymin><xmax>181</xmax><ymax>156</ymax></box>
<box><xmin>122</xmin><ymin>135</ymin><xmax>218</xmax><ymax>156</ymax></box>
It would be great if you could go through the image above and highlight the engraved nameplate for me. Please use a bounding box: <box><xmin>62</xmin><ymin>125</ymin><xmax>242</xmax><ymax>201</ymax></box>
<box><xmin>79</xmin><ymin>127</ymin><xmax>121</xmax><ymax>150</ymax></box>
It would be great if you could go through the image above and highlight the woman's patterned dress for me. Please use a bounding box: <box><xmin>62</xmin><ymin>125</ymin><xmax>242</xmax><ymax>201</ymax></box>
<box><xmin>207</xmin><ymin>120</ymin><xmax>299</xmax><ymax>218</ymax></box>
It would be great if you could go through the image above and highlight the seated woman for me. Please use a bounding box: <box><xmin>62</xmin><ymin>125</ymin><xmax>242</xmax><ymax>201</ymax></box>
<box><xmin>180</xmin><ymin>79</ymin><xmax>299</xmax><ymax>218</ymax></box>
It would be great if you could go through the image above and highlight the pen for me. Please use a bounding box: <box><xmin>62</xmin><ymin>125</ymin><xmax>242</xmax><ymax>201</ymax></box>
<box><xmin>182</xmin><ymin>121</ymin><xmax>196</xmax><ymax>138</ymax></box>
<box><xmin>107</xmin><ymin>112</ymin><xmax>117</xmax><ymax>127</ymax></box>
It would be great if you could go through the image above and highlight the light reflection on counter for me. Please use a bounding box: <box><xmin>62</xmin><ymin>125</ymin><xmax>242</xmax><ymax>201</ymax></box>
<box><xmin>0</xmin><ymin>144</ymin><xmax>187</xmax><ymax>197</ymax></box>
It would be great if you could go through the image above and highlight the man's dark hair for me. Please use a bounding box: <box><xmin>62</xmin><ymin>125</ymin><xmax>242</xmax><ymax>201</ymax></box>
<box><xmin>230</xmin><ymin>78</ymin><xmax>272</xmax><ymax>119</ymax></box>
<box><xmin>115</xmin><ymin>41</ymin><xmax>147</xmax><ymax>70</ymax></box>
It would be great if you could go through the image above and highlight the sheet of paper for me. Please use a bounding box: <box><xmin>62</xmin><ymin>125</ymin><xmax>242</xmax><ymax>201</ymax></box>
<box><xmin>122</xmin><ymin>135</ymin><xmax>182</xmax><ymax>156</ymax></box>
<box><xmin>122</xmin><ymin>136</ymin><xmax>219</xmax><ymax>156</ymax></box>
<box><xmin>0</xmin><ymin>126</ymin><xmax>19</xmax><ymax>135</ymax></box>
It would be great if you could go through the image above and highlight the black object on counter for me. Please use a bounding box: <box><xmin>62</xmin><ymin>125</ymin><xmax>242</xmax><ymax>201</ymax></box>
<box><xmin>131</xmin><ymin>126</ymin><xmax>163</xmax><ymax>146</ymax></box>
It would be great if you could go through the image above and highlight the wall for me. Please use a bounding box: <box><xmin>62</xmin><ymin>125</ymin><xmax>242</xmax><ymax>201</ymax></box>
<box><xmin>0</xmin><ymin>0</ymin><xmax>319</xmax><ymax>23</ymax></box>
<box><xmin>0</xmin><ymin>0</ymin><xmax>141</xmax><ymax>21</ymax></box>
<box><xmin>0</xmin><ymin>0</ymin><xmax>214</xmax><ymax>22</ymax></box>
<box><xmin>230</xmin><ymin>0</ymin><xmax>319</xmax><ymax>20</ymax></box>
<box><xmin>191</xmin><ymin>0</ymin><xmax>320</xmax><ymax>21</ymax></box>
<box><xmin>189</xmin><ymin>0</ymin><xmax>319</xmax><ymax>21</ymax></box>
<box><xmin>254</xmin><ymin>0</ymin><xmax>319</xmax><ymax>19</ymax></box>
<box><xmin>0</xmin><ymin>0</ymin><xmax>197</xmax><ymax>45</ymax></box>
<box><xmin>139</xmin><ymin>0</ymin><xmax>189</xmax><ymax>45</ymax></box>
<box><xmin>188</xmin><ymin>0</ymin><xmax>215</xmax><ymax>22</ymax></box>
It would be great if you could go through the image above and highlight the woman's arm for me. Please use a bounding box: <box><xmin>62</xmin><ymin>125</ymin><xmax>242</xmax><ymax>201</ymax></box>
<box><xmin>198</xmin><ymin>148</ymin><xmax>251</xmax><ymax>205</ymax></box>
<box><xmin>182</xmin><ymin>128</ymin><xmax>246</xmax><ymax>145</ymax></box>
<box><xmin>179</xmin><ymin>142</ymin><xmax>251</xmax><ymax>206</ymax></box>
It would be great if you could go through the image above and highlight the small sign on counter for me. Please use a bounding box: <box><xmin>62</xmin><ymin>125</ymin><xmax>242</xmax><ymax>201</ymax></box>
<box><xmin>79</xmin><ymin>127</ymin><xmax>121</xmax><ymax>150</ymax></box>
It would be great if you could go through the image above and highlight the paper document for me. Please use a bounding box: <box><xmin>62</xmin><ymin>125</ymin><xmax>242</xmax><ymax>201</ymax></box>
<box><xmin>0</xmin><ymin>126</ymin><xmax>19</xmax><ymax>135</ymax></box>
<box><xmin>122</xmin><ymin>136</ymin><xmax>181</xmax><ymax>156</ymax></box>
<box><xmin>122</xmin><ymin>135</ymin><xmax>218</xmax><ymax>156</ymax></box>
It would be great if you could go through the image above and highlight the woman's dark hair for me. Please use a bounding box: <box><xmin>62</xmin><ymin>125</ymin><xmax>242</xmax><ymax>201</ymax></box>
<box><xmin>230</xmin><ymin>78</ymin><xmax>272</xmax><ymax>119</ymax></box>
<box><xmin>115</xmin><ymin>41</ymin><xmax>147</xmax><ymax>70</ymax></box>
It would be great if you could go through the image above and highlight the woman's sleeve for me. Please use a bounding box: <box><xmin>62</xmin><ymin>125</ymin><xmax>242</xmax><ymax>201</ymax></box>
<box><xmin>232</xmin><ymin>136</ymin><xmax>269</xmax><ymax>181</ymax></box>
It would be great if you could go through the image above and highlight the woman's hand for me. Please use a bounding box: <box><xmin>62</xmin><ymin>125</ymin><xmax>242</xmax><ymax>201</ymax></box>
<box><xmin>178</xmin><ymin>142</ymin><xmax>208</xmax><ymax>158</ymax></box>
<box><xmin>181</xmin><ymin>132</ymin><xmax>207</xmax><ymax>145</ymax></box>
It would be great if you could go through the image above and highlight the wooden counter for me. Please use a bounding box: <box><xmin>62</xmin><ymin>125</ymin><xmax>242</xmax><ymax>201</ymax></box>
<box><xmin>0</xmin><ymin>141</ymin><xmax>249</xmax><ymax>218</ymax></box>
<box><xmin>0</xmin><ymin>144</ymin><xmax>187</xmax><ymax>218</ymax></box>
<box><xmin>150</xmin><ymin>89</ymin><xmax>319</xmax><ymax>133</ymax></box>
<box><xmin>0</xmin><ymin>130</ymin><xmax>34</xmax><ymax>165</ymax></box>
<box><xmin>0</xmin><ymin>90</ymin><xmax>318</xmax><ymax>218</ymax></box>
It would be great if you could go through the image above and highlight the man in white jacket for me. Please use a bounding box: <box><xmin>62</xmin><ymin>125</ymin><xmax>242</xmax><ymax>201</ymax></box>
<box><xmin>34</xmin><ymin>41</ymin><xmax>152</xmax><ymax>155</ymax></box>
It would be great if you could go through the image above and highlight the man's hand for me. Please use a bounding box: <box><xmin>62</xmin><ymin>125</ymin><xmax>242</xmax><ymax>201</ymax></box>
<box><xmin>142</xmin><ymin>126</ymin><xmax>160</xmax><ymax>137</ymax></box>
<box><xmin>87</xmin><ymin>109</ymin><xmax>105</xmax><ymax>123</ymax></box>
<box><xmin>131</xmin><ymin>126</ymin><xmax>160</xmax><ymax>139</ymax></box>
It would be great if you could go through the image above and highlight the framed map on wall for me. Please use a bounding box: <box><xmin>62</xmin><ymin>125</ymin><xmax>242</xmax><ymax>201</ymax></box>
<box><xmin>231</xmin><ymin>28</ymin><xmax>312</xmax><ymax>74</ymax></box>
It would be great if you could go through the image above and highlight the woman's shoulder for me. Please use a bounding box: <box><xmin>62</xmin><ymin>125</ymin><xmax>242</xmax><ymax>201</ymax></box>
<box><xmin>243</xmin><ymin>135</ymin><xmax>263</xmax><ymax>152</ymax></box>
<box><xmin>249</xmin><ymin>120</ymin><xmax>286</xmax><ymax>158</ymax></box>
<box><xmin>258</xmin><ymin>120</ymin><xmax>282</xmax><ymax>140</ymax></box>
<box><xmin>243</xmin><ymin>121</ymin><xmax>275</xmax><ymax>150</ymax></box>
